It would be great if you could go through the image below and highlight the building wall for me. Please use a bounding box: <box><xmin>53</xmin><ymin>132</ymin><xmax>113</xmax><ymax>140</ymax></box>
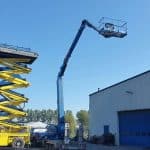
<box><xmin>89</xmin><ymin>72</ymin><xmax>150</xmax><ymax>145</ymax></box>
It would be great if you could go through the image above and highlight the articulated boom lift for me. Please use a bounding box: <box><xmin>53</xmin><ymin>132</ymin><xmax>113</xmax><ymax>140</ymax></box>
<box><xmin>0</xmin><ymin>44</ymin><xmax>38</xmax><ymax>148</ymax></box>
<box><xmin>57</xmin><ymin>18</ymin><xmax>127</xmax><ymax>138</ymax></box>
<box><xmin>45</xmin><ymin>18</ymin><xmax>127</xmax><ymax>149</ymax></box>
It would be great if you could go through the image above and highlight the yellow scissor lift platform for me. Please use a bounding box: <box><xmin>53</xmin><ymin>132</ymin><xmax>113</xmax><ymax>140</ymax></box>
<box><xmin>0</xmin><ymin>44</ymin><xmax>38</xmax><ymax>148</ymax></box>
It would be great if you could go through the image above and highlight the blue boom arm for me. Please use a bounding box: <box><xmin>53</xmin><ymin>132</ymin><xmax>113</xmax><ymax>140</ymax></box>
<box><xmin>57</xmin><ymin>19</ymin><xmax>101</xmax><ymax>138</ymax></box>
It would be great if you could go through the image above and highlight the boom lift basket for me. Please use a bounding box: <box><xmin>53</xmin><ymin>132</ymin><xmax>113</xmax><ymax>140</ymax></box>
<box><xmin>98</xmin><ymin>17</ymin><xmax>127</xmax><ymax>38</ymax></box>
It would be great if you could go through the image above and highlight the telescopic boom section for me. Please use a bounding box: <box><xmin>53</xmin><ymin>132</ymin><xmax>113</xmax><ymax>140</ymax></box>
<box><xmin>57</xmin><ymin>19</ymin><xmax>104</xmax><ymax>134</ymax></box>
<box><xmin>57</xmin><ymin>20</ymin><xmax>100</xmax><ymax>78</ymax></box>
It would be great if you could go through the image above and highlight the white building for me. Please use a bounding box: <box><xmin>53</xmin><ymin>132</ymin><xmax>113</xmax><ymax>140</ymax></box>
<box><xmin>89</xmin><ymin>71</ymin><xmax>150</xmax><ymax>147</ymax></box>
<box><xmin>26</xmin><ymin>121</ymin><xmax>47</xmax><ymax>129</ymax></box>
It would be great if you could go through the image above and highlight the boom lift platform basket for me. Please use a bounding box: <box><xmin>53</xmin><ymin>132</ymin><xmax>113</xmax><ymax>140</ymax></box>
<box><xmin>98</xmin><ymin>17</ymin><xmax>127</xmax><ymax>38</ymax></box>
<box><xmin>0</xmin><ymin>44</ymin><xmax>38</xmax><ymax>148</ymax></box>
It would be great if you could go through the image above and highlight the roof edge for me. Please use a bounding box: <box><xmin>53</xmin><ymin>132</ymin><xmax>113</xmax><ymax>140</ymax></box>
<box><xmin>89</xmin><ymin>70</ymin><xmax>150</xmax><ymax>96</ymax></box>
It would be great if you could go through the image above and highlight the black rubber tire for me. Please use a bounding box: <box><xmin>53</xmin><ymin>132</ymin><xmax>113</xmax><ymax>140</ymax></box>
<box><xmin>12</xmin><ymin>137</ymin><xmax>25</xmax><ymax>149</ymax></box>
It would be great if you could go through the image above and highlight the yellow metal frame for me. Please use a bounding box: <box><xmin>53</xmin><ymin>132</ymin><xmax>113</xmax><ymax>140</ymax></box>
<box><xmin>0</xmin><ymin>58</ymin><xmax>32</xmax><ymax>146</ymax></box>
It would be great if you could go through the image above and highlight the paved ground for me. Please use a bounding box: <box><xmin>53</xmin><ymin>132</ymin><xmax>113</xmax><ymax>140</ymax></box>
<box><xmin>86</xmin><ymin>144</ymin><xmax>150</xmax><ymax>150</ymax></box>
<box><xmin>0</xmin><ymin>148</ymin><xmax>45</xmax><ymax>150</ymax></box>
<box><xmin>1</xmin><ymin>144</ymin><xmax>150</xmax><ymax>150</ymax></box>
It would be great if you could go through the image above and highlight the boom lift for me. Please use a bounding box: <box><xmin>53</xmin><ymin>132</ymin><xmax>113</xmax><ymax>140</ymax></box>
<box><xmin>46</xmin><ymin>18</ymin><xmax>127</xmax><ymax>149</ymax></box>
<box><xmin>0</xmin><ymin>44</ymin><xmax>38</xmax><ymax>148</ymax></box>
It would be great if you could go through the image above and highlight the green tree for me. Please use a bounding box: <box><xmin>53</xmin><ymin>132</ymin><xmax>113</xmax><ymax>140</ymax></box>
<box><xmin>65</xmin><ymin>110</ymin><xmax>76</xmax><ymax>138</ymax></box>
<box><xmin>40</xmin><ymin>109</ymin><xmax>47</xmax><ymax>122</ymax></box>
<box><xmin>24</xmin><ymin>109</ymin><xmax>58</xmax><ymax>124</ymax></box>
<box><xmin>52</xmin><ymin>110</ymin><xmax>58</xmax><ymax>124</ymax></box>
<box><xmin>46</xmin><ymin>109</ymin><xmax>54</xmax><ymax>124</ymax></box>
<box><xmin>26</xmin><ymin>109</ymin><xmax>33</xmax><ymax>122</ymax></box>
<box><xmin>76</xmin><ymin>110</ymin><xmax>89</xmax><ymax>138</ymax></box>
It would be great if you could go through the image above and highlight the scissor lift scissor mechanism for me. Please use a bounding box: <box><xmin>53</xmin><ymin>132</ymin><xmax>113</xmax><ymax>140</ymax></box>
<box><xmin>0</xmin><ymin>44</ymin><xmax>38</xmax><ymax>148</ymax></box>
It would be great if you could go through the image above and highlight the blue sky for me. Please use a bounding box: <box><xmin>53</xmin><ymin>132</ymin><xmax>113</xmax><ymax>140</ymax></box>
<box><xmin>0</xmin><ymin>0</ymin><xmax>150</xmax><ymax>113</ymax></box>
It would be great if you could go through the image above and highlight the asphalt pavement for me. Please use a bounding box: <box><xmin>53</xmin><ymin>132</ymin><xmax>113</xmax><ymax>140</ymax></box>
<box><xmin>86</xmin><ymin>144</ymin><xmax>150</xmax><ymax>150</ymax></box>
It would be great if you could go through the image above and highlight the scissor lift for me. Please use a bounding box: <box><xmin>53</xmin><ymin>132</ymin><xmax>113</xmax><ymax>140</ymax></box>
<box><xmin>0</xmin><ymin>44</ymin><xmax>38</xmax><ymax>148</ymax></box>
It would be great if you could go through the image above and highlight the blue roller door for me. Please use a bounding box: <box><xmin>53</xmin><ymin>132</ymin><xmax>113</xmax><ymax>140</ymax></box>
<box><xmin>119</xmin><ymin>110</ymin><xmax>150</xmax><ymax>147</ymax></box>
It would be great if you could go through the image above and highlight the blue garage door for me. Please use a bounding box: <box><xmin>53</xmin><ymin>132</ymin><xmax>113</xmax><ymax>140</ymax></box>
<box><xmin>119</xmin><ymin>110</ymin><xmax>150</xmax><ymax>147</ymax></box>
